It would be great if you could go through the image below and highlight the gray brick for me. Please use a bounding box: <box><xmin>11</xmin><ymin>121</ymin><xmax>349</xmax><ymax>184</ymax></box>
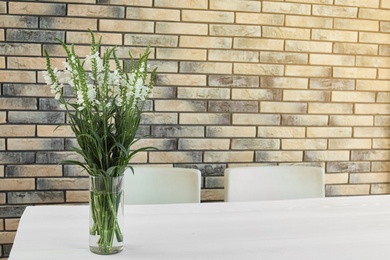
<box><xmin>0</xmin><ymin>43</ymin><xmax>41</xmax><ymax>56</ymax></box>
<box><xmin>209</xmin><ymin>101</ymin><xmax>258</xmax><ymax>112</ymax></box>
<box><xmin>125</xmin><ymin>34</ymin><xmax>178</xmax><ymax>47</ymax></box>
<box><xmin>208</xmin><ymin>75</ymin><xmax>259</xmax><ymax>87</ymax></box>
<box><xmin>6</xmin><ymin>29</ymin><xmax>65</xmax><ymax>43</ymax></box>
<box><xmin>0</xmin><ymin>15</ymin><xmax>38</xmax><ymax>28</ymax></box>
<box><xmin>3</xmin><ymin>84</ymin><xmax>52</xmax><ymax>97</ymax></box>
<box><xmin>205</xmin><ymin>176</ymin><xmax>224</xmax><ymax>188</ymax></box>
<box><xmin>8</xmin><ymin>111</ymin><xmax>65</xmax><ymax>124</ymax></box>
<box><xmin>37</xmin><ymin>177</ymin><xmax>89</xmax><ymax>190</ymax></box>
<box><xmin>232</xmin><ymin>139</ymin><xmax>280</xmax><ymax>150</ymax></box>
<box><xmin>7</xmin><ymin>191</ymin><xmax>64</xmax><ymax>204</ymax></box>
<box><xmin>64</xmin><ymin>165</ymin><xmax>88</xmax><ymax>177</ymax></box>
<box><xmin>36</xmin><ymin>151</ymin><xmax>83</xmax><ymax>164</ymax></box>
<box><xmin>177</xmin><ymin>163</ymin><xmax>226</xmax><ymax>176</ymax></box>
<box><xmin>0</xmin><ymin>206</ymin><xmax>26</xmax><ymax>218</ymax></box>
<box><xmin>39</xmin><ymin>98</ymin><xmax>63</xmax><ymax>110</ymax></box>
<box><xmin>327</xmin><ymin>161</ymin><xmax>370</xmax><ymax>173</ymax></box>
<box><xmin>0</xmin><ymin>152</ymin><xmax>35</xmax><ymax>164</ymax></box>
<box><xmin>151</xmin><ymin>126</ymin><xmax>205</xmax><ymax>137</ymax></box>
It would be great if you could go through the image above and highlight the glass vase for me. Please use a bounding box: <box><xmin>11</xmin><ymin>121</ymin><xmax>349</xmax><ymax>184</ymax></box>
<box><xmin>89</xmin><ymin>175</ymin><xmax>124</xmax><ymax>255</ymax></box>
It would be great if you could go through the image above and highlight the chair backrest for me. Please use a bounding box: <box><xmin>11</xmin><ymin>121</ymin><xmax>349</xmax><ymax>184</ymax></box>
<box><xmin>224</xmin><ymin>166</ymin><xmax>325</xmax><ymax>202</ymax></box>
<box><xmin>124</xmin><ymin>167</ymin><xmax>201</xmax><ymax>205</ymax></box>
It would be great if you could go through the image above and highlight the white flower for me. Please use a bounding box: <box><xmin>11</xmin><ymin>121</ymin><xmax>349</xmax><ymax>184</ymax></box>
<box><xmin>42</xmin><ymin>71</ymin><xmax>52</xmax><ymax>85</ymax></box>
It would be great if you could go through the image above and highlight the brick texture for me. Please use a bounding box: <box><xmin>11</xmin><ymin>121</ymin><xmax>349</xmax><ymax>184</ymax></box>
<box><xmin>1</xmin><ymin>1</ymin><xmax>390</xmax><ymax>258</ymax></box>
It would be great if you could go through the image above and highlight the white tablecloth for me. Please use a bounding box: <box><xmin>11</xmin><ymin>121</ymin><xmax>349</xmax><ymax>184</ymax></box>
<box><xmin>9</xmin><ymin>195</ymin><xmax>390</xmax><ymax>259</ymax></box>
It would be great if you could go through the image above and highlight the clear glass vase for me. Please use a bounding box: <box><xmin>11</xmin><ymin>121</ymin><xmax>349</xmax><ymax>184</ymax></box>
<box><xmin>89</xmin><ymin>175</ymin><xmax>124</xmax><ymax>255</ymax></box>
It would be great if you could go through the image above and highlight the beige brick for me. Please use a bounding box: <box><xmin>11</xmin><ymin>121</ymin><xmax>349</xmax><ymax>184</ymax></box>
<box><xmin>282</xmin><ymin>139</ymin><xmax>327</xmax><ymax>150</ymax></box>
<box><xmin>149</xmin><ymin>151</ymin><xmax>202</xmax><ymax>163</ymax></box>
<box><xmin>351</xmin><ymin>172</ymin><xmax>390</xmax><ymax>184</ymax></box>
<box><xmin>286</xmin><ymin>40</ymin><xmax>332</xmax><ymax>53</ymax></box>
<box><xmin>0</xmin><ymin>179</ymin><xmax>35</xmax><ymax>191</ymax></box>
<box><xmin>155</xmin><ymin>0</ymin><xmax>207</xmax><ymax>9</ymax></box>
<box><xmin>379</xmin><ymin>69</ymin><xmax>390</xmax><ymax>79</ymax></box>
<box><xmin>312</xmin><ymin>29</ymin><xmax>357</xmax><ymax>42</ymax></box>
<box><xmin>0</xmin><ymin>1</ymin><xmax>6</xmax><ymax>13</ymax></box>
<box><xmin>0</xmin><ymin>56</ymin><xmax>4</xmax><ymax>68</ymax></box>
<box><xmin>356</xmin><ymin>80</ymin><xmax>390</xmax><ymax>91</ymax></box>
<box><xmin>357</xmin><ymin>56</ymin><xmax>390</xmax><ymax>67</ymax></box>
<box><xmin>289</xmin><ymin>0</ymin><xmax>333</xmax><ymax>4</ymax></box>
<box><xmin>325</xmin><ymin>173</ymin><xmax>349</xmax><ymax>185</ymax></box>
<box><xmin>307</xmin><ymin>127</ymin><xmax>352</xmax><ymax>137</ymax></box>
<box><xmin>180</xmin><ymin>113</ymin><xmax>230</xmax><ymax>125</ymax></box>
<box><xmin>66</xmin><ymin>190</ymin><xmax>88</xmax><ymax>203</ymax></box>
<box><xmin>263</xmin><ymin>26</ymin><xmax>310</xmax><ymax>40</ymax></box>
<box><xmin>99</xmin><ymin>0</ymin><xmax>152</xmax><ymax>5</ymax></box>
<box><xmin>310</xmin><ymin>78</ymin><xmax>354</xmax><ymax>90</ymax></box>
<box><xmin>261</xmin><ymin>101</ymin><xmax>306</xmax><ymax>113</ymax></box>
<box><xmin>355</xmin><ymin>104</ymin><xmax>390</xmax><ymax>115</ymax></box>
<box><xmin>283</xmin><ymin>90</ymin><xmax>330</xmax><ymax>102</ymax></box>
<box><xmin>180</xmin><ymin>36</ymin><xmax>232</xmax><ymax>49</ymax></box>
<box><xmin>234</xmin><ymin>63</ymin><xmax>284</xmax><ymax>76</ymax></box>
<box><xmin>333</xmin><ymin>67</ymin><xmax>376</xmax><ymax>79</ymax></box>
<box><xmin>382</xmin><ymin>0</ymin><xmax>390</xmax><ymax>8</ymax></box>
<box><xmin>156</xmin><ymin>22</ymin><xmax>207</xmax><ymax>35</ymax></box>
<box><xmin>152</xmin><ymin>126</ymin><xmax>205</xmax><ymax>138</ymax></box>
<box><xmin>68</xmin><ymin>4</ymin><xmax>124</xmax><ymax>18</ymax></box>
<box><xmin>209</xmin><ymin>50</ymin><xmax>258</xmax><ymax>62</ymax></box>
<box><xmin>326</xmin><ymin>185</ymin><xmax>370</xmax><ymax>196</ymax></box>
<box><xmin>232</xmin><ymin>139</ymin><xmax>280</xmax><ymax>150</ymax></box>
<box><xmin>201</xmin><ymin>189</ymin><xmax>224</xmax><ymax>201</ymax></box>
<box><xmin>0</xmin><ymin>125</ymin><xmax>35</xmax><ymax>137</ymax></box>
<box><xmin>233</xmin><ymin>114</ymin><xmax>281</xmax><ymax>126</ymax></box>
<box><xmin>206</xmin><ymin>126</ymin><xmax>256</xmax><ymax>137</ymax></box>
<box><xmin>210</xmin><ymin>0</ymin><xmax>261</xmax><ymax>12</ymax></box>
<box><xmin>43</xmin><ymin>44</ymin><xmax>90</xmax><ymax>58</ymax></box>
<box><xmin>262</xmin><ymin>77</ymin><xmax>308</xmax><ymax>89</ymax></box>
<box><xmin>0</xmin><ymin>231</ymin><xmax>16</xmax><ymax>244</ymax></box>
<box><xmin>0</xmin><ymin>139</ymin><xmax>4</xmax><ymax>150</ymax></box>
<box><xmin>334</xmin><ymin>18</ymin><xmax>378</xmax><ymax>31</ymax></box>
<box><xmin>256</xmin><ymin>151</ymin><xmax>303</xmax><ymax>162</ymax></box>
<box><xmin>37</xmin><ymin>125</ymin><xmax>74</xmax><ymax>137</ymax></box>
<box><xmin>380</xmin><ymin>22</ymin><xmax>390</xmax><ymax>32</ymax></box>
<box><xmin>313</xmin><ymin>5</ymin><xmax>358</xmax><ymax>17</ymax></box>
<box><xmin>67</xmin><ymin>31</ymin><xmax>122</xmax><ymax>45</ymax></box>
<box><xmin>0</xmin><ymin>112</ymin><xmax>6</xmax><ymax>123</ymax></box>
<box><xmin>8</xmin><ymin>57</ymin><xmax>63</xmax><ymax>70</ymax></box>
<box><xmin>157</xmin><ymin>48</ymin><xmax>206</xmax><ymax>61</ymax></box>
<box><xmin>0</xmin><ymin>29</ymin><xmax>4</xmax><ymax>41</ymax></box>
<box><xmin>354</xmin><ymin>127</ymin><xmax>390</xmax><ymax>137</ymax></box>
<box><xmin>286</xmin><ymin>65</ymin><xmax>331</xmax><ymax>77</ymax></box>
<box><xmin>5</xmin><ymin>219</ymin><xmax>19</xmax><ymax>231</ymax></box>
<box><xmin>261</xmin><ymin>51</ymin><xmax>307</xmax><ymax>64</ymax></box>
<box><xmin>40</xmin><ymin>17</ymin><xmax>97</xmax><ymax>30</ymax></box>
<box><xmin>127</xmin><ymin>7</ymin><xmax>179</xmax><ymax>21</ymax></box>
<box><xmin>156</xmin><ymin>74</ymin><xmax>206</xmax><ymax>86</ymax></box>
<box><xmin>155</xmin><ymin>100</ymin><xmax>206</xmax><ymax>112</ymax></box>
<box><xmin>179</xmin><ymin>139</ymin><xmax>230</xmax><ymax>150</ymax></box>
<box><xmin>178</xmin><ymin>87</ymin><xmax>229</xmax><ymax>99</ymax></box>
<box><xmin>310</xmin><ymin>54</ymin><xmax>354</xmax><ymax>66</ymax></box>
<box><xmin>336</xmin><ymin>0</ymin><xmax>379</xmax><ymax>8</ymax></box>
<box><xmin>205</xmin><ymin>151</ymin><xmax>254</xmax><ymax>163</ymax></box>
<box><xmin>9</xmin><ymin>2</ymin><xmax>65</xmax><ymax>15</ymax></box>
<box><xmin>236</xmin><ymin>13</ymin><xmax>284</xmax><ymax>25</ymax></box>
<box><xmin>234</xmin><ymin>38</ymin><xmax>284</xmax><ymax>51</ymax></box>
<box><xmin>286</xmin><ymin>15</ymin><xmax>332</xmax><ymax>28</ymax></box>
<box><xmin>305</xmin><ymin>151</ymin><xmax>350</xmax><ymax>161</ymax></box>
<box><xmin>183</xmin><ymin>10</ymin><xmax>233</xmax><ymax>23</ymax></box>
<box><xmin>359</xmin><ymin>8</ymin><xmax>390</xmax><ymax>21</ymax></box>
<box><xmin>330</xmin><ymin>115</ymin><xmax>373</xmax><ymax>126</ymax></box>
<box><xmin>334</xmin><ymin>43</ymin><xmax>378</xmax><ymax>55</ymax></box>
<box><xmin>100</xmin><ymin>20</ymin><xmax>154</xmax><ymax>33</ymax></box>
<box><xmin>0</xmin><ymin>70</ymin><xmax>36</xmax><ymax>83</ymax></box>
<box><xmin>232</xmin><ymin>89</ymin><xmax>281</xmax><ymax>101</ymax></box>
<box><xmin>125</xmin><ymin>34</ymin><xmax>177</xmax><ymax>47</ymax></box>
<box><xmin>309</xmin><ymin>103</ymin><xmax>353</xmax><ymax>114</ymax></box>
<box><xmin>360</xmin><ymin>32</ymin><xmax>390</xmax><ymax>44</ymax></box>
<box><xmin>210</xmin><ymin>24</ymin><xmax>260</xmax><ymax>37</ymax></box>
<box><xmin>180</xmin><ymin>62</ymin><xmax>232</xmax><ymax>74</ymax></box>
<box><xmin>332</xmin><ymin>91</ymin><xmax>376</xmax><ymax>103</ymax></box>
<box><xmin>329</xmin><ymin>139</ymin><xmax>372</xmax><ymax>149</ymax></box>
<box><xmin>7</xmin><ymin>138</ymin><xmax>63</xmax><ymax>151</ymax></box>
<box><xmin>258</xmin><ymin>126</ymin><xmax>306</xmax><ymax>138</ymax></box>
<box><xmin>263</xmin><ymin>1</ymin><xmax>311</xmax><ymax>15</ymax></box>
<box><xmin>282</xmin><ymin>115</ymin><xmax>328</xmax><ymax>126</ymax></box>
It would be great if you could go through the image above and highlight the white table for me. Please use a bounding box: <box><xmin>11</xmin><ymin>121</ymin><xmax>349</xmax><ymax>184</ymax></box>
<box><xmin>9</xmin><ymin>195</ymin><xmax>390</xmax><ymax>259</ymax></box>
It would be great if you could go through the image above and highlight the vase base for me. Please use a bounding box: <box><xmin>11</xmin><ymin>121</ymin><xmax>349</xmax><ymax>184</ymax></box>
<box><xmin>89</xmin><ymin>245</ymin><xmax>123</xmax><ymax>255</ymax></box>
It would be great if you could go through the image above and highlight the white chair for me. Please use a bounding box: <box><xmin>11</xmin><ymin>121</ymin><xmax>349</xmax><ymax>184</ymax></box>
<box><xmin>124</xmin><ymin>167</ymin><xmax>201</xmax><ymax>205</ymax></box>
<box><xmin>224</xmin><ymin>166</ymin><xmax>325</xmax><ymax>202</ymax></box>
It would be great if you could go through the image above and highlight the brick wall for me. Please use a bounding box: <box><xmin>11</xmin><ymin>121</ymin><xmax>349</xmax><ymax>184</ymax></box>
<box><xmin>1</xmin><ymin>0</ymin><xmax>390</xmax><ymax>258</ymax></box>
